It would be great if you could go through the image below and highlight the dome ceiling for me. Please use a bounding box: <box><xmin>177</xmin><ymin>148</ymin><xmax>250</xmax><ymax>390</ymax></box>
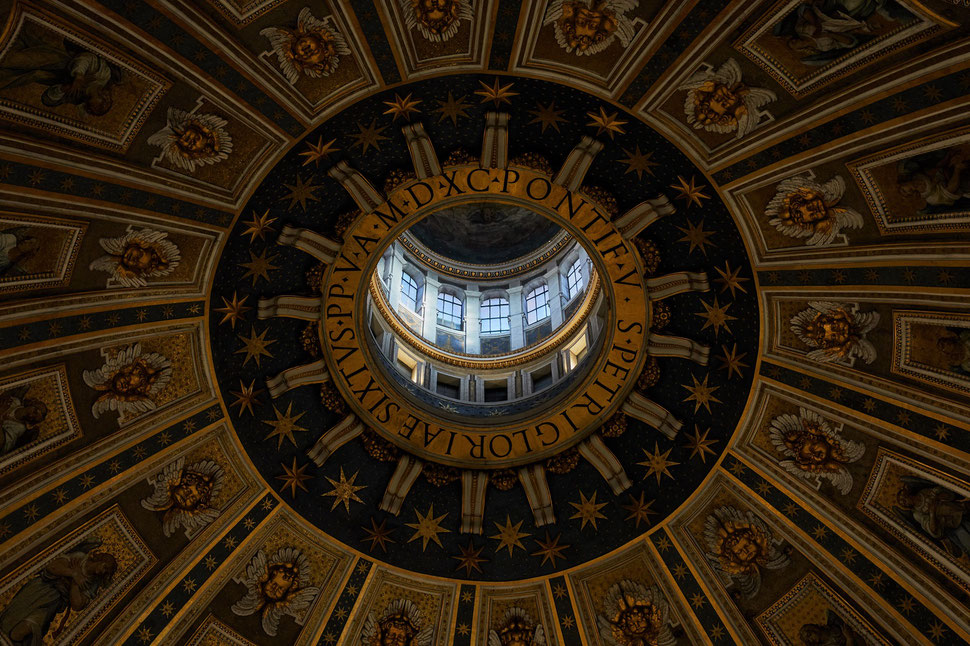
<box><xmin>0</xmin><ymin>1</ymin><xmax>969</xmax><ymax>645</ymax></box>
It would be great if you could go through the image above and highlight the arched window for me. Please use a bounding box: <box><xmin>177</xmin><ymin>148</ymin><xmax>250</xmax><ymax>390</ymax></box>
<box><xmin>400</xmin><ymin>272</ymin><xmax>421</xmax><ymax>312</ymax></box>
<box><xmin>566</xmin><ymin>260</ymin><xmax>584</xmax><ymax>298</ymax></box>
<box><xmin>525</xmin><ymin>283</ymin><xmax>550</xmax><ymax>324</ymax></box>
<box><xmin>480</xmin><ymin>297</ymin><xmax>510</xmax><ymax>334</ymax></box>
<box><xmin>436</xmin><ymin>291</ymin><xmax>463</xmax><ymax>330</ymax></box>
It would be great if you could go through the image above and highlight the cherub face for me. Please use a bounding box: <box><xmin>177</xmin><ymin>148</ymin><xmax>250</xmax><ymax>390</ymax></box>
<box><xmin>784</xmin><ymin>188</ymin><xmax>829</xmax><ymax>226</ymax></box>
<box><xmin>291</xmin><ymin>34</ymin><xmax>335</xmax><ymax>66</ymax></box>
<box><xmin>793</xmin><ymin>434</ymin><xmax>834</xmax><ymax>466</ymax></box>
<box><xmin>111</xmin><ymin>362</ymin><xmax>153</xmax><ymax>396</ymax></box>
<box><xmin>263</xmin><ymin>564</ymin><xmax>297</xmax><ymax>601</ymax></box>
<box><xmin>414</xmin><ymin>0</ymin><xmax>460</xmax><ymax>35</ymax></box>
<box><xmin>694</xmin><ymin>83</ymin><xmax>748</xmax><ymax>128</ymax></box>
<box><xmin>558</xmin><ymin>3</ymin><xmax>617</xmax><ymax>51</ymax></box>
<box><xmin>121</xmin><ymin>243</ymin><xmax>163</xmax><ymax>274</ymax></box>
<box><xmin>175</xmin><ymin>123</ymin><xmax>215</xmax><ymax>157</ymax></box>
<box><xmin>724</xmin><ymin>530</ymin><xmax>761</xmax><ymax>565</ymax></box>
<box><xmin>379</xmin><ymin>620</ymin><xmax>416</xmax><ymax>646</ymax></box>
<box><xmin>498</xmin><ymin>618</ymin><xmax>534</xmax><ymax>646</ymax></box>
<box><xmin>171</xmin><ymin>471</ymin><xmax>213</xmax><ymax>510</ymax></box>
<box><xmin>618</xmin><ymin>607</ymin><xmax>651</xmax><ymax>636</ymax></box>
<box><xmin>818</xmin><ymin>316</ymin><xmax>851</xmax><ymax>347</ymax></box>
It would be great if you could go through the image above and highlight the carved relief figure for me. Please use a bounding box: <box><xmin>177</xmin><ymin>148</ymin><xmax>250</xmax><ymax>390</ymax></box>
<box><xmin>790</xmin><ymin>302</ymin><xmax>879</xmax><ymax>365</ymax></box>
<box><xmin>769</xmin><ymin>408</ymin><xmax>865</xmax><ymax>495</ymax></box>
<box><xmin>679</xmin><ymin>59</ymin><xmax>777</xmax><ymax>139</ymax></box>
<box><xmin>544</xmin><ymin>0</ymin><xmax>638</xmax><ymax>56</ymax></box>
<box><xmin>0</xmin><ymin>539</ymin><xmax>117</xmax><ymax>645</ymax></box>
<box><xmin>0</xmin><ymin>21</ymin><xmax>122</xmax><ymax>117</ymax></box>
<box><xmin>596</xmin><ymin>579</ymin><xmax>675</xmax><ymax>646</ymax></box>
<box><xmin>0</xmin><ymin>384</ymin><xmax>48</xmax><ymax>456</ymax></box>
<box><xmin>771</xmin><ymin>0</ymin><xmax>914</xmax><ymax>65</ymax></box>
<box><xmin>489</xmin><ymin>607</ymin><xmax>545</xmax><ymax>646</ymax></box>
<box><xmin>399</xmin><ymin>0</ymin><xmax>473</xmax><ymax>43</ymax></box>
<box><xmin>894</xmin><ymin>476</ymin><xmax>970</xmax><ymax>560</ymax></box>
<box><xmin>798</xmin><ymin>609</ymin><xmax>867</xmax><ymax>646</ymax></box>
<box><xmin>260</xmin><ymin>8</ymin><xmax>350</xmax><ymax>84</ymax></box>
<box><xmin>88</xmin><ymin>227</ymin><xmax>181</xmax><ymax>288</ymax></box>
<box><xmin>765</xmin><ymin>175</ymin><xmax>864</xmax><ymax>246</ymax></box>
<box><xmin>82</xmin><ymin>343</ymin><xmax>172</xmax><ymax>420</ymax></box>
<box><xmin>361</xmin><ymin>598</ymin><xmax>433</xmax><ymax>646</ymax></box>
<box><xmin>231</xmin><ymin>547</ymin><xmax>320</xmax><ymax>637</ymax></box>
<box><xmin>895</xmin><ymin>143</ymin><xmax>970</xmax><ymax>214</ymax></box>
<box><xmin>932</xmin><ymin>327</ymin><xmax>970</xmax><ymax>376</ymax></box>
<box><xmin>703</xmin><ymin>505</ymin><xmax>790</xmax><ymax>598</ymax></box>
<box><xmin>147</xmin><ymin>107</ymin><xmax>233</xmax><ymax>173</ymax></box>
<box><xmin>141</xmin><ymin>456</ymin><xmax>225</xmax><ymax>537</ymax></box>
<box><xmin>0</xmin><ymin>227</ymin><xmax>40</xmax><ymax>278</ymax></box>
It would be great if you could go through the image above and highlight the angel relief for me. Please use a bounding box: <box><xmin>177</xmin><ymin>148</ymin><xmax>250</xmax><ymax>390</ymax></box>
<box><xmin>769</xmin><ymin>408</ymin><xmax>865</xmax><ymax>495</ymax></box>
<box><xmin>790</xmin><ymin>301</ymin><xmax>879</xmax><ymax>365</ymax></box>
<box><xmin>82</xmin><ymin>343</ymin><xmax>172</xmax><ymax>421</ymax></box>
<box><xmin>231</xmin><ymin>547</ymin><xmax>320</xmax><ymax>637</ymax></box>
<box><xmin>399</xmin><ymin>0</ymin><xmax>473</xmax><ymax>43</ymax></box>
<box><xmin>597</xmin><ymin>580</ymin><xmax>675</xmax><ymax>646</ymax></box>
<box><xmin>141</xmin><ymin>456</ymin><xmax>225</xmax><ymax>538</ymax></box>
<box><xmin>361</xmin><ymin>599</ymin><xmax>433</xmax><ymax>646</ymax></box>
<box><xmin>543</xmin><ymin>0</ymin><xmax>638</xmax><ymax>56</ymax></box>
<box><xmin>147</xmin><ymin>107</ymin><xmax>233</xmax><ymax>173</ymax></box>
<box><xmin>679</xmin><ymin>58</ymin><xmax>777</xmax><ymax>140</ymax></box>
<box><xmin>489</xmin><ymin>607</ymin><xmax>545</xmax><ymax>646</ymax></box>
<box><xmin>765</xmin><ymin>174</ymin><xmax>864</xmax><ymax>246</ymax></box>
<box><xmin>89</xmin><ymin>227</ymin><xmax>180</xmax><ymax>288</ymax></box>
<box><xmin>703</xmin><ymin>505</ymin><xmax>790</xmax><ymax>598</ymax></box>
<box><xmin>0</xmin><ymin>384</ymin><xmax>48</xmax><ymax>456</ymax></box>
<box><xmin>260</xmin><ymin>8</ymin><xmax>350</xmax><ymax>85</ymax></box>
<box><xmin>894</xmin><ymin>476</ymin><xmax>970</xmax><ymax>561</ymax></box>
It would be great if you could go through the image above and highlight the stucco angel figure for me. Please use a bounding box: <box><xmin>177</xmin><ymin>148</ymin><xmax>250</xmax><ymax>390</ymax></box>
<box><xmin>489</xmin><ymin>607</ymin><xmax>545</xmax><ymax>646</ymax></box>
<box><xmin>544</xmin><ymin>0</ymin><xmax>639</xmax><ymax>56</ymax></box>
<box><xmin>790</xmin><ymin>301</ymin><xmax>879</xmax><ymax>365</ymax></box>
<box><xmin>260</xmin><ymin>8</ymin><xmax>350</xmax><ymax>84</ymax></box>
<box><xmin>399</xmin><ymin>0</ymin><xmax>473</xmax><ymax>43</ymax></box>
<box><xmin>231</xmin><ymin>547</ymin><xmax>319</xmax><ymax>637</ymax></box>
<box><xmin>703</xmin><ymin>505</ymin><xmax>790</xmax><ymax>598</ymax></box>
<box><xmin>765</xmin><ymin>175</ymin><xmax>864</xmax><ymax>246</ymax></box>
<box><xmin>89</xmin><ymin>227</ymin><xmax>181</xmax><ymax>288</ymax></box>
<box><xmin>361</xmin><ymin>598</ymin><xmax>433</xmax><ymax>646</ymax></box>
<box><xmin>679</xmin><ymin>58</ymin><xmax>776</xmax><ymax>139</ymax></box>
<box><xmin>141</xmin><ymin>456</ymin><xmax>225</xmax><ymax>537</ymax></box>
<box><xmin>82</xmin><ymin>343</ymin><xmax>172</xmax><ymax>420</ymax></box>
<box><xmin>597</xmin><ymin>580</ymin><xmax>675</xmax><ymax>646</ymax></box>
<box><xmin>769</xmin><ymin>408</ymin><xmax>865</xmax><ymax>495</ymax></box>
<box><xmin>147</xmin><ymin>107</ymin><xmax>232</xmax><ymax>173</ymax></box>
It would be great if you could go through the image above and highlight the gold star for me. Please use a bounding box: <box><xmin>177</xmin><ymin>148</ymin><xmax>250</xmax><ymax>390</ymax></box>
<box><xmin>929</xmin><ymin>621</ymin><xmax>946</xmax><ymax>641</ymax></box>
<box><xmin>869</xmin><ymin>572</ymin><xmax>884</xmax><ymax>589</ymax></box>
<box><xmin>676</xmin><ymin>219</ymin><xmax>716</xmax><ymax>256</ymax></box>
<box><xmin>840</xmin><ymin>546</ymin><xmax>857</xmax><ymax>565</ymax></box>
<box><xmin>453</xmin><ymin>540</ymin><xmax>487</xmax><ymax>575</ymax></box>
<box><xmin>281</xmin><ymin>174</ymin><xmax>320</xmax><ymax>211</ymax></box>
<box><xmin>695</xmin><ymin>296</ymin><xmax>736</xmax><ymax>337</ymax></box>
<box><xmin>457</xmin><ymin>623</ymin><xmax>470</xmax><ymax>636</ymax></box>
<box><xmin>655</xmin><ymin>535</ymin><xmax>671</xmax><ymax>552</ymax></box>
<box><xmin>718</xmin><ymin>343</ymin><xmax>748</xmax><ymax>380</ymax></box>
<box><xmin>80</xmin><ymin>474</ymin><xmax>95</xmax><ymax>489</ymax></box>
<box><xmin>362</xmin><ymin>517</ymin><xmax>395</xmax><ymax>552</ymax></box>
<box><xmin>714</xmin><ymin>261</ymin><xmax>749</xmax><ymax>297</ymax></box>
<box><xmin>553</xmin><ymin>583</ymin><xmax>567</xmax><ymax>598</ymax></box>
<box><xmin>407</xmin><ymin>504</ymin><xmax>450</xmax><ymax>551</ymax></box>
<box><xmin>491</xmin><ymin>515</ymin><xmax>530</xmax><ymax>557</ymax></box>
<box><xmin>690</xmin><ymin>592</ymin><xmax>707</xmax><ymax>609</ymax></box>
<box><xmin>161</xmin><ymin>601</ymin><xmax>175</xmax><ymax>617</ymax></box>
<box><xmin>383</xmin><ymin>92</ymin><xmax>423</xmax><ymax>121</ymax></box>
<box><xmin>670</xmin><ymin>175</ymin><xmax>710</xmax><ymax>208</ymax></box>
<box><xmin>562</xmin><ymin>615</ymin><xmax>575</xmax><ymax>629</ymax></box>
<box><xmin>934</xmin><ymin>424</ymin><xmax>949</xmax><ymax>441</ymax></box>
<box><xmin>710</xmin><ymin>625</ymin><xmax>725</xmax><ymax>640</ymax></box>
<box><xmin>757</xmin><ymin>481</ymin><xmax>771</xmax><ymax>496</ymax></box>
<box><xmin>475</xmin><ymin>78</ymin><xmax>518</xmax><ymax>107</ymax></box>
<box><xmin>299</xmin><ymin>136</ymin><xmax>340</xmax><ymax>167</ymax></box>
<box><xmin>356</xmin><ymin>560</ymin><xmax>370</xmax><ymax>574</ymax></box>
<box><xmin>638</xmin><ymin>442</ymin><xmax>679</xmax><ymax>483</ymax></box>
<box><xmin>262</xmin><ymin>401</ymin><xmax>306</xmax><ymax>448</ymax></box>
<box><xmin>230</xmin><ymin>378</ymin><xmax>260</xmax><ymax>416</ymax></box>
<box><xmin>182</xmin><ymin>577</ymin><xmax>197</xmax><ymax>592</ymax></box>
<box><xmin>52</xmin><ymin>489</ymin><xmax>69</xmax><ymax>504</ymax></box>
<box><xmin>812</xmin><ymin>525</ymin><xmax>828</xmax><ymax>541</ymax></box>
<box><xmin>436</xmin><ymin>92</ymin><xmax>470</xmax><ymax>126</ymax></box>
<box><xmin>323</xmin><ymin>467</ymin><xmax>366</xmax><ymax>514</ymax></box>
<box><xmin>528</xmin><ymin>100</ymin><xmax>567</xmax><ymax>133</ymax></box>
<box><xmin>532</xmin><ymin>531</ymin><xmax>569</xmax><ymax>567</ymax></box>
<box><xmin>24</xmin><ymin>504</ymin><xmax>39</xmax><ymax>522</ymax></box>
<box><xmin>277</xmin><ymin>457</ymin><xmax>313</xmax><ymax>498</ymax></box>
<box><xmin>672</xmin><ymin>563</ymin><xmax>688</xmax><ymax>579</ymax></box>
<box><xmin>586</xmin><ymin>107</ymin><xmax>627</xmax><ymax>138</ymax></box>
<box><xmin>240</xmin><ymin>209</ymin><xmax>277</xmax><ymax>243</ymax></box>
<box><xmin>461</xmin><ymin>590</ymin><xmax>474</xmax><ymax>603</ymax></box>
<box><xmin>623</xmin><ymin>491</ymin><xmax>657</xmax><ymax>529</ymax></box>
<box><xmin>618</xmin><ymin>145</ymin><xmax>658</xmax><ymax>179</ymax></box>
<box><xmin>682</xmin><ymin>373</ymin><xmax>721</xmax><ymax>413</ymax></box>
<box><xmin>684</xmin><ymin>425</ymin><xmax>718</xmax><ymax>463</ymax></box>
<box><xmin>236</xmin><ymin>325</ymin><xmax>276</xmax><ymax>366</ymax></box>
<box><xmin>783</xmin><ymin>502</ymin><xmax>800</xmax><ymax>517</ymax></box>
<box><xmin>569</xmin><ymin>490</ymin><xmax>608</xmax><ymax>531</ymax></box>
<box><xmin>205</xmin><ymin>555</ymin><xmax>218</xmax><ymax>569</ymax></box>
<box><xmin>239</xmin><ymin>249</ymin><xmax>278</xmax><ymax>285</ymax></box>
<box><xmin>898</xmin><ymin>596</ymin><xmax>915</xmax><ymax>615</ymax></box>
<box><xmin>348</xmin><ymin>118</ymin><xmax>389</xmax><ymax>155</ymax></box>
<box><xmin>137</xmin><ymin>627</ymin><xmax>154</xmax><ymax>644</ymax></box>
<box><xmin>224</xmin><ymin>535</ymin><xmax>237</xmax><ymax>549</ymax></box>
<box><xmin>215</xmin><ymin>291</ymin><xmax>251</xmax><ymax>328</ymax></box>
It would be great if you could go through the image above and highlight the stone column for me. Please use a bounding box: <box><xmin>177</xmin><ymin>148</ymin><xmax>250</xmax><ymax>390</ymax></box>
<box><xmin>546</xmin><ymin>265</ymin><xmax>564</xmax><ymax>328</ymax></box>
<box><xmin>388</xmin><ymin>244</ymin><xmax>405</xmax><ymax>311</ymax></box>
<box><xmin>465</xmin><ymin>287</ymin><xmax>481</xmax><ymax>354</ymax></box>
<box><xmin>422</xmin><ymin>275</ymin><xmax>440</xmax><ymax>342</ymax></box>
<box><xmin>508</xmin><ymin>285</ymin><xmax>524</xmax><ymax>350</ymax></box>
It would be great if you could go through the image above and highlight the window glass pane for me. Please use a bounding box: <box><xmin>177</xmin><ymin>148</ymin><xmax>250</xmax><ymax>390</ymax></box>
<box><xmin>481</xmin><ymin>297</ymin><xmax>510</xmax><ymax>334</ymax></box>
<box><xmin>401</xmin><ymin>273</ymin><xmax>420</xmax><ymax>312</ymax></box>
<box><xmin>567</xmin><ymin>261</ymin><xmax>583</xmax><ymax>298</ymax></box>
<box><xmin>525</xmin><ymin>284</ymin><xmax>550</xmax><ymax>324</ymax></box>
<box><xmin>436</xmin><ymin>292</ymin><xmax>463</xmax><ymax>330</ymax></box>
